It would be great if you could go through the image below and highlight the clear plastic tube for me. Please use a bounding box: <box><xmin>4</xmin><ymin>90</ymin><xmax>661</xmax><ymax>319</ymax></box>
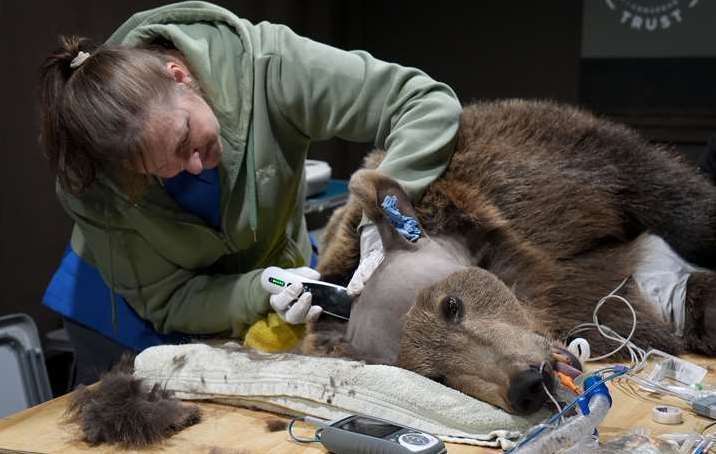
<box><xmin>515</xmin><ymin>394</ymin><xmax>611</xmax><ymax>454</ymax></box>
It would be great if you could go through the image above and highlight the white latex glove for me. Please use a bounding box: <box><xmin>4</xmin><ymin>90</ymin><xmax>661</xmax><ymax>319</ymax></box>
<box><xmin>268</xmin><ymin>267</ymin><xmax>323</xmax><ymax>324</ymax></box>
<box><xmin>347</xmin><ymin>224</ymin><xmax>384</xmax><ymax>296</ymax></box>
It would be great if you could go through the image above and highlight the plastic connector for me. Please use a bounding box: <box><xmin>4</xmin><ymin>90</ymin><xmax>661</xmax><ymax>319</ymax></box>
<box><xmin>692</xmin><ymin>395</ymin><xmax>716</xmax><ymax>420</ymax></box>
<box><xmin>577</xmin><ymin>376</ymin><xmax>612</xmax><ymax>415</ymax></box>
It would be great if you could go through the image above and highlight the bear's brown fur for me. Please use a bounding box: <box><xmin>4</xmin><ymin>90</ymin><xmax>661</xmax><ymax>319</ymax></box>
<box><xmin>303</xmin><ymin>99</ymin><xmax>716</xmax><ymax>413</ymax></box>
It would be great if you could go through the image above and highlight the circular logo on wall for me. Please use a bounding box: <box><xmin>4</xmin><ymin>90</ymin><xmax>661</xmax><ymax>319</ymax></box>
<box><xmin>605</xmin><ymin>0</ymin><xmax>699</xmax><ymax>31</ymax></box>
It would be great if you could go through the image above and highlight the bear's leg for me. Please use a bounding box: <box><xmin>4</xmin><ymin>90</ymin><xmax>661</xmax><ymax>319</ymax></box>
<box><xmin>684</xmin><ymin>271</ymin><xmax>716</xmax><ymax>355</ymax></box>
<box><xmin>621</xmin><ymin>154</ymin><xmax>716</xmax><ymax>270</ymax></box>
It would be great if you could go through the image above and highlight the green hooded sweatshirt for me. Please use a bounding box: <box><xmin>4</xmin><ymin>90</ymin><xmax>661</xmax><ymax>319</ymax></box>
<box><xmin>58</xmin><ymin>1</ymin><xmax>462</xmax><ymax>338</ymax></box>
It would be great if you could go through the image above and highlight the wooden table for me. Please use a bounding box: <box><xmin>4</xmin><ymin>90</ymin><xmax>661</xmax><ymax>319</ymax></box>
<box><xmin>600</xmin><ymin>355</ymin><xmax>715</xmax><ymax>441</ymax></box>
<box><xmin>1</xmin><ymin>356</ymin><xmax>714</xmax><ymax>453</ymax></box>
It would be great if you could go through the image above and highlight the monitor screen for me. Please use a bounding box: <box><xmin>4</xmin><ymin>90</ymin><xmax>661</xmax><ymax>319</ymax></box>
<box><xmin>338</xmin><ymin>417</ymin><xmax>403</xmax><ymax>439</ymax></box>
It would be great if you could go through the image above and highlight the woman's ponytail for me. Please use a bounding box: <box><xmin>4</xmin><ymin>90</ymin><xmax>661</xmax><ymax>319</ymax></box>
<box><xmin>39</xmin><ymin>35</ymin><xmax>98</xmax><ymax>193</ymax></box>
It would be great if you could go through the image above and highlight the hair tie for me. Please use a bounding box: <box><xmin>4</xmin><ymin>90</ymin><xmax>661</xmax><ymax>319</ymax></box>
<box><xmin>70</xmin><ymin>51</ymin><xmax>91</xmax><ymax>69</ymax></box>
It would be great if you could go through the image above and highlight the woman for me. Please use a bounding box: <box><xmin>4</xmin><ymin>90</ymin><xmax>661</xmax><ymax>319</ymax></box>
<box><xmin>39</xmin><ymin>1</ymin><xmax>461</xmax><ymax>384</ymax></box>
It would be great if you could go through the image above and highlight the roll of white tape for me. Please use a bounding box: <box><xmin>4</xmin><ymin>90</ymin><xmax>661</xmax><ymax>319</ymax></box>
<box><xmin>651</xmin><ymin>405</ymin><xmax>683</xmax><ymax>425</ymax></box>
<box><xmin>567</xmin><ymin>338</ymin><xmax>591</xmax><ymax>363</ymax></box>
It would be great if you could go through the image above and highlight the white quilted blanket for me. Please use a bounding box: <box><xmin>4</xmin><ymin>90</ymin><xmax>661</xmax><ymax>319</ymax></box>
<box><xmin>134</xmin><ymin>343</ymin><xmax>545</xmax><ymax>449</ymax></box>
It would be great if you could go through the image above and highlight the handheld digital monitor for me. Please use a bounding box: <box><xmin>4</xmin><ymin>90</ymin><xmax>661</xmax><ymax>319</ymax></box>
<box><xmin>316</xmin><ymin>415</ymin><xmax>446</xmax><ymax>454</ymax></box>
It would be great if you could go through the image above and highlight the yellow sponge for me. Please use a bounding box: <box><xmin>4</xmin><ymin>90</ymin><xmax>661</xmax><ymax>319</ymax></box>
<box><xmin>243</xmin><ymin>312</ymin><xmax>305</xmax><ymax>352</ymax></box>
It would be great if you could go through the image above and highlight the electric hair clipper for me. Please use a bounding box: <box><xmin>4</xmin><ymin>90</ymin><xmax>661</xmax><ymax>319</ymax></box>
<box><xmin>260</xmin><ymin>267</ymin><xmax>353</xmax><ymax>320</ymax></box>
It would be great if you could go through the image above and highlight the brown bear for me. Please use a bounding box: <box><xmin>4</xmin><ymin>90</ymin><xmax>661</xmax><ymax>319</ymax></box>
<box><xmin>301</xmin><ymin>99</ymin><xmax>716</xmax><ymax>415</ymax></box>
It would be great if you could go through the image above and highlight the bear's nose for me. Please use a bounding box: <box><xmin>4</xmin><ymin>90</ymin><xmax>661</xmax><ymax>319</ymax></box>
<box><xmin>507</xmin><ymin>365</ymin><xmax>553</xmax><ymax>414</ymax></box>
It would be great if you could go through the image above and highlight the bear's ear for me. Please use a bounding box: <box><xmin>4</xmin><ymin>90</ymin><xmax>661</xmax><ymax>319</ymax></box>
<box><xmin>348</xmin><ymin>169</ymin><xmax>425</xmax><ymax>251</ymax></box>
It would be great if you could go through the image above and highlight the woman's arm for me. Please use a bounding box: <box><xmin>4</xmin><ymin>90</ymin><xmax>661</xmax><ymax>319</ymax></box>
<box><xmin>259</xmin><ymin>22</ymin><xmax>462</xmax><ymax>201</ymax></box>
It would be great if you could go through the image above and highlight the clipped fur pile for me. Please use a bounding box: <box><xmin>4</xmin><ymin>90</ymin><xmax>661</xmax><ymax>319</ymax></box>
<box><xmin>65</xmin><ymin>355</ymin><xmax>201</xmax><ymax>447</ymax></box>
<box><xmin>264</xmin><ymin>418</ymin><xmax>289</xmax><ymax>432</ymax></box>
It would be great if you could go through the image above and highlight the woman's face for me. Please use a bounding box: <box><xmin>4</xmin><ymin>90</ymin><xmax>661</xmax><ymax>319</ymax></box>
<box><xmin>139</xmin><ymin>73</ymin><xmax>223</xmax><ymax>178</ymax></box>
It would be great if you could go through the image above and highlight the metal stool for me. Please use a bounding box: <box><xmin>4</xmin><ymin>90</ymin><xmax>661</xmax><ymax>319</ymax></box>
<box><xmin>0</xmin><ymin>314</ymin><xmax>52</xmax><ymax>417</ymax></box>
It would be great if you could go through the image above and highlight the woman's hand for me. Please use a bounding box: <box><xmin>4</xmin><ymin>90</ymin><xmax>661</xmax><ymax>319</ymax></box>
<box><xmin>268</xmin><ymin>267</ymin><xmax>323</xmax><ymax>324</ymax></box>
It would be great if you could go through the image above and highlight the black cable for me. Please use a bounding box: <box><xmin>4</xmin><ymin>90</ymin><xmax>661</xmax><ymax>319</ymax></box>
<box><xmin>287</xmin><ymin>418</ymin><xmax>321</xmax><ymax>444</ymax></box>
<box><xmin>701</xmin><ymin>420</ymin><xmax>716</xmax><ymax>436</ymax></box>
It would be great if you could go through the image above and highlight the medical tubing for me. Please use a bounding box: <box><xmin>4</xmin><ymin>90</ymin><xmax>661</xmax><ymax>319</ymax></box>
<box><xmin>515</xmin><ymin>394</ymin><xmax>611</xmax><ymax>453</ymax></box>
<box><xmin>506</xmin><ymin>369</ymin><xmax>625</xmax><ymax>453</ymax></box>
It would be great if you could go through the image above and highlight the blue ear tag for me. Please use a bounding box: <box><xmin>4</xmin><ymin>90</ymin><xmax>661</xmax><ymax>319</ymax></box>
<box><xmin>381</xmin><ymin>195</ymin><xmax>422</xmax><ymax>242</ymax></box>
